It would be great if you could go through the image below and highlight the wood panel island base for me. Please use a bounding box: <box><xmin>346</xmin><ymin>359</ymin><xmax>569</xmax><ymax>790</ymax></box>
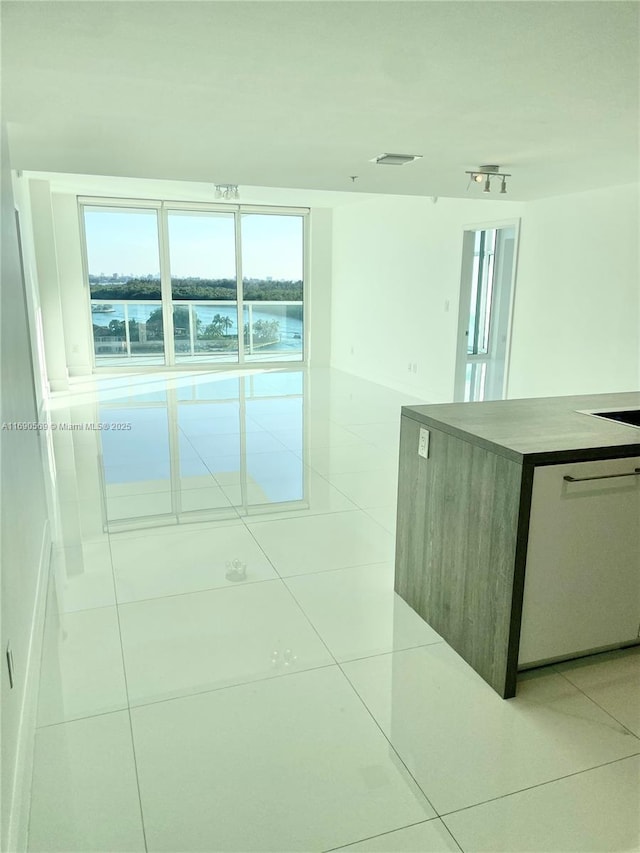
<box><xmin>395</xmin><ymin>392</ymin><xmax>640</xmax><ymax>698</ymax></box>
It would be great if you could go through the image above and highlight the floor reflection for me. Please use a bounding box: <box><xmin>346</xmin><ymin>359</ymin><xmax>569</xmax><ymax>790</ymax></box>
<box><xmin>53</xmin><ymin>370</ymin><xmax>308</xmax><ymax>534</ymax></box>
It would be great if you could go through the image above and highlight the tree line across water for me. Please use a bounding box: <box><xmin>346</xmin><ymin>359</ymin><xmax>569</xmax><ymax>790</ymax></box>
<box><xmin>89</xmin><ymin>277</ymin><xmax>303</xmax><ymax>302</ymax></box>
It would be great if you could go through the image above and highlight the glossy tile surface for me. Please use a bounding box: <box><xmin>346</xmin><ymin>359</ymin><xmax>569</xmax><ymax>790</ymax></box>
<box><xmin>28</xmin><ymin>712</ymin><xmax>145</xmax><ymax>852</ymax></box>
<box><xmin>110</xmin><ymin>523</ymin><xmax>277</xmax><ymax>601</ymax></box>
<box><xmin>342</xmin><ymin>645</ymin><xmax>640</xmax><ymax>814</ymax></box>
<box><xmin>333</xmin><ymin>819</ymin><xmax>460</xmax><ymax>852</ymax></box>
<box><xmin>249</xmin><ymin>510</ymin><xmax>395</xmax><ymax>576</ymax></box>
<box><xmin>37</xmin><ymin>597</ymin><xmax>127</xmax><ymax>726</ymax></box>
<box><xmin>118</xmin><ymin>579</ymin><xmax>334</xmax><ymax>705</ymax></box>
<box><xmin>285</xmin><ymin>563</ymin><xmax>442</xmax><ymax>662</ymax></box>
<box><xmin>555</xmin><ymin>647</ymin><xmax>640</xmax><ymax>737</ymax></box>
<box><xmin>443</xmin><ymin>755</ymin><xmax>640</xmax><ymax>852</ymax></box>
<box><xmin>29</xmin><ymin>367</ymin><xmax>640</xmax><ymax>852</ymax></box>
<box><xmin>51</xmin><ymin>543</ymin><xmax>116</xmax><ymax>612</ymax></box>
<box><xmin>131</xmin><ymin>667</ymin><xmax>435</xmax><ymax>852</ymax></box>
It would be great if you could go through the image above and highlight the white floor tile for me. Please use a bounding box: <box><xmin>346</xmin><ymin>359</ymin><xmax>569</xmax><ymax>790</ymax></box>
<box><xmin>107</xmin><ymin>489</ymin><xmax>173</xmax><ymax>521</ymax></box>
<box><xmin>215</xmin><ymin>449</ymin><xmax>306</xmax><ymax>505</ymax></box>
<box><xmin>108</xmin><ymin>515</ymin><xmax>243</xmax><ymax>541</ymax></box>
<box><xmin>443</xmin><ymin>755</ymin><xmax>640</xmax><ymax>852</ymax></box>
<box><xmin>242</xmin><ymin>467</ymin><xmax>359</xmax><ymax>520</ymax></box>
<box><xmin>555</xmin><ymin>647</ymin><xmax>640</xmax><ymax>737</ymax></box>
<box><xmin>249</xmin><ymin>511</ymin><xmax>395</xmax><ymax>577</ymax></box>
<box><xmin>36</xmin><ymin>368</ymin><xmax>640</xmax><ymax>852</ymax></box>
<box><xmin>328</xmin><ymin>469</ymin><xmax>398</xmax><ymax>509</ymax></box>
<box><xmin>52</xmin><ymin>543</ymin><xmax>116</xmax><ymax>612</ymax></box>
<box><xmin>37</xmin><ymin>603</ymin><xmax>127</xmax><ymax>727</ymax></box>
<box><xmin>333</xmin><ymin>819</ymin><xmax>460</xmax><ymax>852</ymax></box>
<box><xmin>131</xmin><ymin>666</ymin><xmax>435</xmax><ymax>852</ymax></box>
<box><xmin>110</xmin><ymin>523</ymin><xmax>277</xmax><ymax>602</ymax></box>
<box><xmin>342</xmin><ymin>645</ymin><xmax>640</xmax><ymax>814</ymax></box>
<box><xmin>305</xmin><ymin>442</ymin><xmax>397</xmax><ymax>477</ymax></box>
<box><xmin>364</xmin><ymin>505</ymin><xmax>398</xmax><ymax>534</ymax></box>
<box><xmin>28</xmin><ymin>712</ymin><xmax>145</xmax><ymax>852</ymax></box>
<box><xmin>178</xmin><ymin>484</ymin><xmax>235</xmax><ymax>512</ymax></box>
<box><xmin>342</xmin><ymin>421</ymin><xmax>401</xmax><ymax>450</ymax></box>
<box><xmin>269</xmin><ymin>421</ymin><xmax>362</xmax><ymax>451</ymax></box>
<box><xmin>285</xmin><ymin>564</ymin><xmax>442</xmax><ymax>662</ymax></box>
<box><xmin>105</xmin><ymin>469</ymin><xmax>217</xmax><ymax>497</ymax></box>
<box><xmin>189</xmin><ymin>428</ymin><xmax>285</xmax><ymax>458</ymax></box>
<box><xmin>119</xmin><ymin>579</ymin><xmax>334</xmax><ymax>704</ymax></box>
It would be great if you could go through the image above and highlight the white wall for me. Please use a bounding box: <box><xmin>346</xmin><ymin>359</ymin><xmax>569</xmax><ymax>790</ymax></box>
<box><xmin>507</xmin><ymin>182</ymin><xmax>639</xmax><ymax>397</ymax></box>
<box><xmin>308</xmin><ymin>208</ymin><xmax>332</xmax><ymax>366</ymax></box>
<box><xmin>0</xmin><ymin>128</ymin><xmax>50</xmax><ymax>853</ymax></box>
<box><xmin>330</xmin><ymin>195</ymin><xmax>523</xmax><ymax>401</ymax></box>
<box><xmin>331</xmin><ymin>186</ymin><xmax>639</xmax><ymax>401</ymax></box>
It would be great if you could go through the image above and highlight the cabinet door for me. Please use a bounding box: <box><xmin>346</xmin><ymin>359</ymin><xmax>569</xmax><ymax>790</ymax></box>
<box><xmin>518</xmin><ymin>456</ymin><xmax>640</xmax><ymax>667</ymax></box>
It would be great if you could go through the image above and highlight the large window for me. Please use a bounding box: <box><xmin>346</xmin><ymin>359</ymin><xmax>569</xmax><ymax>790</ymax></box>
<box><xmin>84</xmin><ymin>207</ymin><xmax>165</xmax><ymax>365</ymax></box>
<box><xmin>168</xmin><ymin>211</ymin><xmax>239</xmax><ymax>363</ymax></box>
<box><xmin>82</xmin><ymin>201</ymin><xmax>306</xmax><ymax>367</ymax></box>
<box><xmin>241</xmin><ymin>214</ymin><xmax>304</xmax><ymax>363</ymax></box>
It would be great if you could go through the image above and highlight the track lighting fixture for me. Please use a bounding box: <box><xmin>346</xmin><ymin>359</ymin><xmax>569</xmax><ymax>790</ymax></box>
<box><xmin>465</xmin><ymin>165</ymin><xmax>511</xmax><ymax>195</ymax></box>
<box><xmin>214</xmin><ymin>184</ymin><xmax>239</xmax><ymax>200</ymax></box>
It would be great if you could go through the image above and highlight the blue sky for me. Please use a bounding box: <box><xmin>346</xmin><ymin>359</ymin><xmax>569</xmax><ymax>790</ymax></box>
<box><xmin>84</xmin><ymin>208</ymin><xmax>303</xmax><ymax>280</ymax></box>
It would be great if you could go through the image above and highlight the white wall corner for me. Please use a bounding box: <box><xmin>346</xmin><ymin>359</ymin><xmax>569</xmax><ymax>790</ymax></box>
<box><xmin>6</xmin><ymin>522</ymin><xmax>51</xmax><ymax>853</ymax></box>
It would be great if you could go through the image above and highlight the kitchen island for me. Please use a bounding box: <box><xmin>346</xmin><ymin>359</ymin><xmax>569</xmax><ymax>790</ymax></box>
<box><xmin>395</xmin><ymin>391</ymin><xmax>640</xmax><ymax>698</ymax></box>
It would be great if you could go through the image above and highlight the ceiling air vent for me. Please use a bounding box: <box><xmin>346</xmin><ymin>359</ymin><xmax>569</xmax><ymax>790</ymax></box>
<box><xmin>370</xmin><ymin>153</ymin><xmax>422</xmax><ymax>166</ymax></box>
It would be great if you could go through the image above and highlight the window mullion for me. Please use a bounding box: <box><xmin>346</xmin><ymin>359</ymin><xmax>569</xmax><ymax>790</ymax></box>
<box><xmin>235</xmin><ymin>211</ymin><xmax>245</xmax><ymax>365</ymax></box>
<box><xmin>158</xmin><ymin>205</ymin><xmax>175</xmax><ymax>366</ymax></box>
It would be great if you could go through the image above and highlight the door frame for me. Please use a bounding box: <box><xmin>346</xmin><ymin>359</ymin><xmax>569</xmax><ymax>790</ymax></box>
<box><xmin>454</xmin><ymin>218</ymin><xmax>521</xmax><ymax>402</ymax></box>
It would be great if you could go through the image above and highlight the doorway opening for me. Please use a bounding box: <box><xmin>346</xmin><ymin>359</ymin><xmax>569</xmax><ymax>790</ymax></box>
<box><xmin>454</xmin><ymin>221</ymin><xmax>520</xmax><ymax>402</ymax></box>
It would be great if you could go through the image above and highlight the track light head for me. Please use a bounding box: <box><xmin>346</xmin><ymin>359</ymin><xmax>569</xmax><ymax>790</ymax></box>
<box><xmin>465</xmin><ymin>166</ymin><xmax>511</xmax><ymax>195</ymax></box>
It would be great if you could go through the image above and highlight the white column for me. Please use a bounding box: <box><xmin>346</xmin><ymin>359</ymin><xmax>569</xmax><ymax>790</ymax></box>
<box><xmin>29</xmin><ymin>180</ymin><xmax>69</xmax><ymax>391</ymax></box>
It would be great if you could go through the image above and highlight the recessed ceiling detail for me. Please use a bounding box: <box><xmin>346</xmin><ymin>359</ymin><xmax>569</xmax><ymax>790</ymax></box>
<box><xmin>370</xmin><ymin>153</ymin><xmax>423</xmax><ymax>166</ymax></box>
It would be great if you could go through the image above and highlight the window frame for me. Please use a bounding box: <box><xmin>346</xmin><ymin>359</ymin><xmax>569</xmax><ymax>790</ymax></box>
<box><xmin>78</xmin><ymin>197</ymin><xmax>309</xmax><ymax>370</ymax></box>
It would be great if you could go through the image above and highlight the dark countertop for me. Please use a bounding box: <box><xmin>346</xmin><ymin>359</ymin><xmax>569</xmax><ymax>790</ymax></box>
<box><xmin>402</xmin><ymin>391</ymin><xmax>640</xmax><ymax>464</ymax></box>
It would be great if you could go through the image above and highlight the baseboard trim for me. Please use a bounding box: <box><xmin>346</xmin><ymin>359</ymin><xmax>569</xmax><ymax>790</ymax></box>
<box><xmin>6</xmin><ymin>521</ymin><xmax>51</xmax><ymax>853</ymax></box>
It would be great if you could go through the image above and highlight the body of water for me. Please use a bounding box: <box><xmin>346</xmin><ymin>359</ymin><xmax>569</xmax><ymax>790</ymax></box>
<box><xmin>92</xmin><ymin>302</ymin><xmax>303</xmax><ymax>351</ymax></box>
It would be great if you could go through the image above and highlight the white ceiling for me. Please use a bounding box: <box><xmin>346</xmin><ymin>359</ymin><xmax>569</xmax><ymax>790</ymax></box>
<box><xmin>2</xmin><ymin>1</ymin><xmax>639</xmax><ymax>202</ymax></box>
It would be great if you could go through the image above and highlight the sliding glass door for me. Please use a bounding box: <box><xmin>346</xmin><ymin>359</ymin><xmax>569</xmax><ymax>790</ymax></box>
<box><xmin>241</xmin><ymin>214</ymin><xmax>304</xmax><ymax>362</ymax></box>
<box><xmin>82</xmin><ymin>201</ymin><xmax>306</xmax><ymax>368</ymax></box>
<box><xmin>167</xmin><ymin>211</ymin><xmax>239</xmax><ymax>364</ymax></box>
<box><xmin>84</xmin><ymin>206</ymin><xmax>165</xmax><ymax>366</ymax></box>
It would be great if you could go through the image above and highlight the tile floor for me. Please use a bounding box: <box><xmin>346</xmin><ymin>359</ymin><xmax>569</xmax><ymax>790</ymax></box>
<box><xmin>28</xmin><ymin>367</ymin><xmax>640</xmax><ymax>852</ymax></box>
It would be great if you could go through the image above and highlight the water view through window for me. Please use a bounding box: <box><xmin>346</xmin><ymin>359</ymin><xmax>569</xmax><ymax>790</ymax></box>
<box><xmin>84</xmin><ymin>203</ymin><xmax>306</xmax><ymax>367</ymax></box>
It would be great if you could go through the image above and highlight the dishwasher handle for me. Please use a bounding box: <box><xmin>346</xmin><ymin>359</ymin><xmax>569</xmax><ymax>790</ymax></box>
<box><xmin>563</xmin><ymin>468</ymin><xmax>640</xmax><ymax>483</ymax></box>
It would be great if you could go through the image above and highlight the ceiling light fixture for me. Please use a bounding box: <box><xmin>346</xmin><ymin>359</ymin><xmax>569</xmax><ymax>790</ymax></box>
<box><xmin>465</xmin><ymin>165</ymin><xmax>511</xmax><ymax>195</ymax></box>
<box><xmin>371</xmin><ymin>153</ymin><xmax>423</xmax><ymax>166</ymax></box>
<box><xmin>215</xmin><ymin>184</ymin><xmax>239</xmax><ymax>200</ymax></box>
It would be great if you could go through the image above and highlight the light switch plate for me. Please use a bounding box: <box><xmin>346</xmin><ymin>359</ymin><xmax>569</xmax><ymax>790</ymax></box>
<box><xmin>418</xmin><ymin>427</ymin><xmax>430</xmax><ymax>459</ymax></box>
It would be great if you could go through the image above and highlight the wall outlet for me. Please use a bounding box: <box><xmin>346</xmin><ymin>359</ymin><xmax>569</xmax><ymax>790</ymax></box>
<box><xmin>6</xmin><ymin>642</ymin><xmax>14</xmax><ymax>689</ymax></box>
<box><xmin>418</xmin><ymin>427</ymin><xmax>430</xmax><ymax>459</ymax></box>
